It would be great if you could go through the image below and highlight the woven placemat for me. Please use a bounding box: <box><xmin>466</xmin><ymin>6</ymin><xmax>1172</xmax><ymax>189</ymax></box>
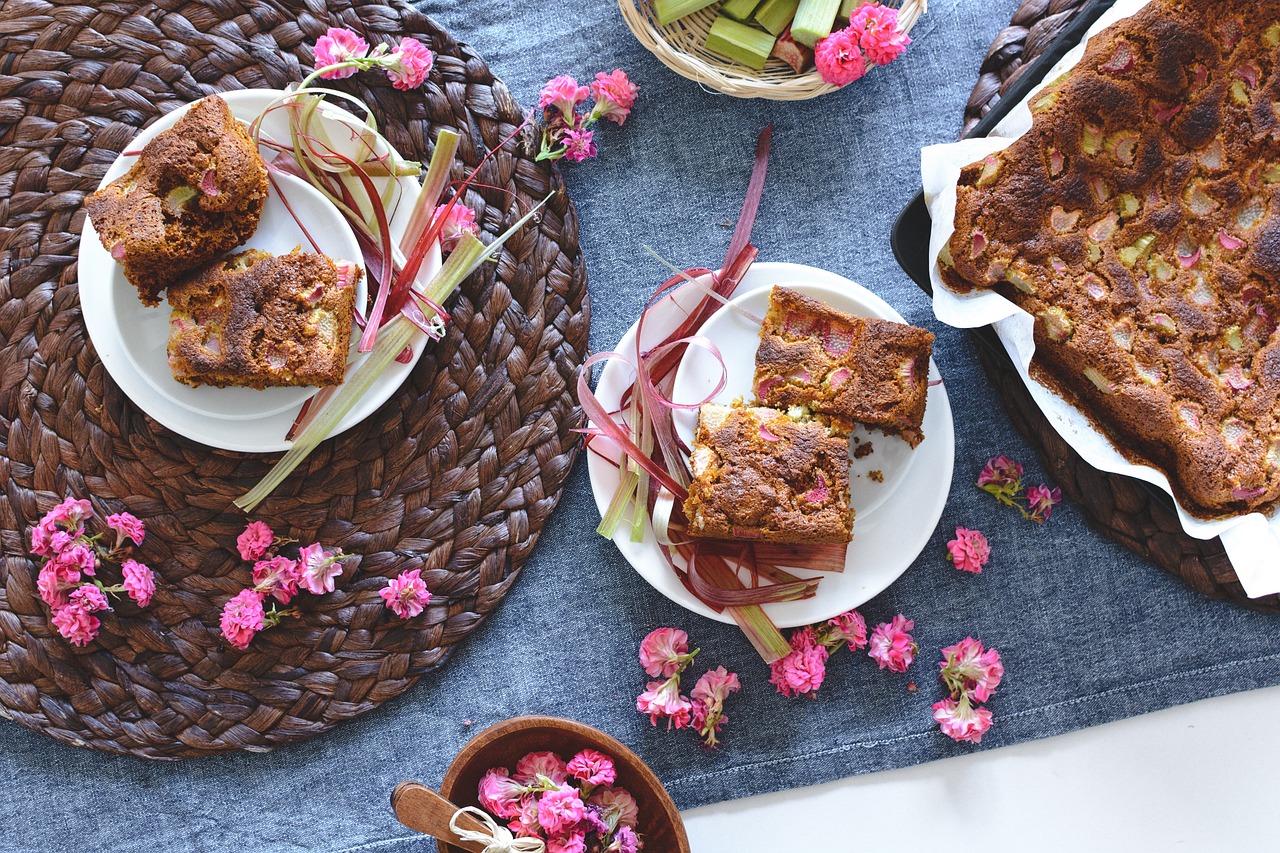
<box><xmin>0</xmin><ymin>0</ymin><xmax>590</xmax><ymax>757</ymax></box>
<box><xmin>959</xmin><ymin>0</ymin><xmax>1279</xmax><ymax>611</ymax></box>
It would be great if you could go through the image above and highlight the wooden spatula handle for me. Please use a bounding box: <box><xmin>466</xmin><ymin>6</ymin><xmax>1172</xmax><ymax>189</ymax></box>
<box><xmin>391</xmin><ymin>781</ymin><xmax>492</xmax><ymax>853</ymax></box>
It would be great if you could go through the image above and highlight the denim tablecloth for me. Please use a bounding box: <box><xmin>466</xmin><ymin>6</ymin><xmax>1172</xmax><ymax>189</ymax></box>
<box><xmin>4</xmin><ymin>1</ymin><xmax>1280</xmax><ymax>850</ymax></box>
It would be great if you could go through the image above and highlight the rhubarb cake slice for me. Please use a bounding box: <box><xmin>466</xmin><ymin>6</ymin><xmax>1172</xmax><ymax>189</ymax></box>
<box><xmin>167</xmin><ymin>248</ymin><xmax>361</xmax><ymax>389</ymax></box>
<box><xmin>683</xmin><ymin>402</ymin><xmax>854</xmax><ymax>545</ymax></box>
<box><xmin>753</xmin><ymin>286</ymin><xmax>935</xmax><ymax>446</ymax></box>
<box><xmin>85</xmin><ymin>94</ymin><xmax>269</xmax><ymax>305</ymax></box>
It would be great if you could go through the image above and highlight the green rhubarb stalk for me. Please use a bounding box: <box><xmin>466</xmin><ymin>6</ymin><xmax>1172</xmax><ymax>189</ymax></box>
<box><xmin>629</xmin><ymin>404</ymin><xmax>652</xmax><ymax>543</ymax></box>
<box><xmin>838</xmin><ymin>0</ymin><xmax>866</xmax><ymax>20</ymax></box>
<box><xmin>754</xmin><ymin>0</ymin><xmax>800</xmax><ymax>35</ymax></box>
<box><xmin>720</xmin><ymin>0</ymin><xmax>762</xmax><ymax>22</ymax></box>
<box><xmin>791</xmin><ymin>0</ymin><xmax>841</xmax><ymax>47</ymax></box>
<box><xmin>653</xmin><ymin>0</ymin><xmax>719</xmax><ymax>26</ymax></box>
<box><xmin>705</xmin><ymin>16</ymin><xmax>777</xmax><ymax>70</ymax></box>
<box><xmin>696</xmin><ymin>557</ymin><xmax>793</xmax><ymax>662</ymax></box>
<box><xmin>597</xmin><ymin>470</ymin><xmax>640</xmax><ymax>539</ymax></box>
<box><xmin>403</xmin><ymin>129</ymin><xmax>461</xmax><ymax>252</ymax></box>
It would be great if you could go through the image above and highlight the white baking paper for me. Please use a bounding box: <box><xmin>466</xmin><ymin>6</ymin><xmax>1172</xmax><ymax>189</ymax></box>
<box><xmin>921</xmin><ymin>0</ymin><xmax>1280</xmax><ymax>597</ymax></box>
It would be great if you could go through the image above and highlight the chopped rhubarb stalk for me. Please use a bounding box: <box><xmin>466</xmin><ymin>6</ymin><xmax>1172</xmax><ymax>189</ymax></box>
<box><xmin>1192</xmin><ymin>64</ymin><xmax>1209</xmax><ymax>87</ymax></box>
<box><xmin>1151</xmin><ymin>101</ymin><xmax>1183</xmax><ymax>123</ymax></box>
<box><xmin>786</xmin><ymin>367</ymin><xmax>812</xmax><ymax>384</ymax></box>
<box><xmin>205</xmin><ymin>336</ymin><xmax>222</xmax><ymax>355</ymax></box>
<box><xmin>1050</xmin><ymin>256</ymin><xmax>1068</xmax><ymax>275</ymax></box>
<box><xmin>1087</xmin><ymin>175</ymin><xmax>1110</xmax><ymax>203</ymax></box>
<box><xmin>1235</xmin><ymin>62</ymin><xmax>1261</xmax><ymax>89</ymax></box>
<box><xmin>1222</xmin><ymin>418</ymin><xmax>1248</xmax><ymax>449</ymax></box>
<box><xmin>1179</xmin><ymin>405</ymin><xmax>1202</xmax><ymax>431</ymax></box>
<box><xmin>1083</xmin><ymin>366</ymin><xmax>1115</xmax><ymax>394</ymax></box>
<box><xmin>1134</xmin><ymin>362</ymin><xmax>1164</xmax><ymax>385</ymax></box>
<box><xmin>110</xmin><ymin>241</ymin><xmax>126</xmax><ymax>260</ymax></box>
<box><xmin>1082</xmin><ymin>124</ymin><xmax>1104</xmax><ymax>155</ymax></box>
<box><xmin>1188</xmin><ymin>276</ymin><xmax>1215</xmax><ymax>307</ymax></box>
<box><xmin>1110</xmin><ymin>319</ymin><xmax>1134</xmax><ymax>350</ymax></box>
<box><xmin>971</xmin><ymin>230</ymin><xmax>987</xmax><ymax>258</ymax></box>
<box><xmin>783</xmin><ymin>311</ymin><xmax>812</xmax><ymax>337</ymax></box>
<box><xmin>825</xmin><ymin>367</ymin><xmax>851</xmax><ymax>390</ymax></box>
<box><xmin>1148</xmin><ymin>255</ymin><xmax>1175</xmax><ymax>282</ymax></box>
<box><xmin>1005</xmin><ymin>268</ymin><xmax>1035</xmax><ymax>294</ymax></box>
<box><xmin>730</xmin><ymin>527</ymin><xmax>764</xmax><ymax>540</ymax></box>
<box><xmin>163</xmin><ymin>185</ymin><xmax>197</xmax><ymax>216</ymax></box>
<box><xmin>1100</xmin><ymin>41</ymin><xmax>1134</xmax><ymax>73</ymax></box>
<box><xmin>759</xmin><ymin>424</ymin><xmax>781</xmax><ymax>442</ymax></box>
<box><xmin>1265</xmin><ymin>163</ymin><xmax>1280</xmax><ymax>184</ymax></box>
<box><xmin>1225</xmin><ymin>325</ymin><xmax>1244</xmax><ymax>351</ymax></box>
<box><xmin>304</xmin><ymin>283</ymin><xmax>325</xmax><ymax>305</ymax></box>
<box><xmin>987</xmin><ymin>259</ymin><xmax>1008</xmax><ymax>281</ymax></box>
<box><xmin>1232</xmin><ymin>485</ymin><xmax>1266</xmax><ymax>501</ymax></box>
<box><xmin>1050</xmin><ymin>206</ymin><xmax>1080</xmax><ymax>231</ymax></box>
<box><xmin>1088</xmin><ymin>213</ymin><xmax>1118</xmax><ymax>242</ymax></box>
<box><xmin>755</xmin><ymin>375</ymin><xmax>782</xmax><ymax>399</ymax></box>
<box><xmin>977</xmin><ymin>156</ymin><xmax>1002</xmax><ymax>187</ymax></box>
<box><xmin>1147</xmin><ymin>313</ymin><xmax>1178</xmax><ymax>338</ymax></box>
<box><xmin>1267</xmin><ymin>439</ymin><xmax>1280</xmax><ymax>468</ymax></box>
<box><xmin>1048</xmin><ymin>147</ymin><xmax>1066</xmax><ymax>177</ymax></box>
<box><xmin>1082</xmin><ymin>273</ymin><xmax>1108</xmax><ymax>301</ymax></box>
<box><xmin>1038</xmin><ymin>307</ymin><xmax>1074</xmax><ymax>342</ymax></box>
<box><xmin>1218</xmin><ymin>229</ymin><xmax>1246</xmax><ymax>251</ymax></box>
<box><xmin>1220</xmin><ymin>20</ymin><xmax>1243</xmax><ymax>50</ymax></box>
<box><xmin>265</xmin><ymin>346</ymin><xmax>287</xmax><ymax>370</ymax></box>
<box><xmin>1224</xmin><ymin>365</ymin><xmax>1254</xmax><ymax>391</ymax></box>
<box><xmin>334</xmin><ymin>260</ymin><xmax>359</xmax><ymax>290</ymax></box>
<box><xmin>200</xmin><ymin>168</ymin><xmax>219</xmax><ymax>196</ymax></box>
<box><xmin>1185</xmin><ymin>183</ymin><xmax>1218</xmax><ymax>215</ymax></box>
<box><xmin>1108</xmin><ymin>131</ymin><xmax>1139</xmax><ymax>165</ymax></box>
<box><xmin>823</xmin><ymin>327</ymin><xmax>852</xmax><ymax>356</ymax></box>
<box><xmin>1197</xmin><ymin>139</ymin><xmax>1224</xmax><ymax>170</ymax></box>
<box><xmin>1177</xmin><ymin>246</ymin><xmax>1202</xmax><ymax>268</ymax></box>
<box><xmin>1237</xmin><ymin>199</ymin><xmax>1265</xmax><ymax>231</ymax></box>
<box><xmin>896</xmin><ymin>358</ymin><xmax>916</xmax><ymax>385</ymax></box>
<box><xmin>1242</xmin><ymin>284</ymin><xmax>1264</xmax><ymax>304</ymax></box>
<box><xmin>1032</xmin><ymin>92</ymin><xmax>1059</xmax><ymax>113</ymax></box>
<box><xmin>170</xmin><ymin>316</ymin><xmax>193</xmax><ymax>333</ymax></box>
<box><xmin>395</xmin><ymin>345</ymin><xmax>414</xmax><ymax>364</ymax></box>
<box><xmin>1146</xmin><ymin>186</ymin><xmax>1163</xmax><ymax>206</ymax></box>
<box><xmin>1266</xmin><ymin>23</ymin><xmax>1280</xmax><ymax>49</ymax></box>
<box><xmin>770</xmin><ymin>27</ymin><xmax>814</xmax><ymax>74</ymax></box>
<box><xmin>802</xmin><ymin>472</ymin><xmax>829</xmax><ymax>504</ymax></box>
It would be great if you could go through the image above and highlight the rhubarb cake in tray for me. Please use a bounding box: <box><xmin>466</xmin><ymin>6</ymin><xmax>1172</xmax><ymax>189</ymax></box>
<box><xmin>940</xmin><ymin>0</ymin><xmax>1280</xmax><ymax>517</ymax></box>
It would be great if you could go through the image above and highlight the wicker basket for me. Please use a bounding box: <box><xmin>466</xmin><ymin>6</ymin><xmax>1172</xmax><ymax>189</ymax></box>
<box><xmin>619</xmin><ymin>0</ymin><xmax>928</xmax><ymax>100</ymax></box>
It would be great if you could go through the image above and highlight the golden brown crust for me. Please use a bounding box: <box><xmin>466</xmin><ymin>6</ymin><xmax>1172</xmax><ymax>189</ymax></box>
<box><xmin>683</xmin><ymin>402</ymin><xmax>854</xmax><ymax>545</ymax></box>
<box><xmin>166</xmin><ymin>248</ymin><xmax>361</xmax><ymax>389</ymax></box>
<box><xmin>943</xmin><ymin>1</ymin><xmax>1280</xmax><ymax>516</ymax></box>
<box><xmin>85</xmin><ymin>95</ymin><xmax>268</xmax><ymax>305</ymax></box>
<box><xmin>752</xmin><ymin>286</ymin><xmax>935</xmax><ymax>447</ymax></box>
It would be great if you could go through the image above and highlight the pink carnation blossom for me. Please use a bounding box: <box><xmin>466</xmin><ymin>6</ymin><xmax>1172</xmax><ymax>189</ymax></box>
<box><xmin>385</xmin><ymin>37</ymin><xmax>433</xmax><ymax>90</ymax></box>
<box><xmin>297</xmin><ymin>543</ymin><xmax>344</xmax><ymax>595</ymax></box>
<box><xmin>46</xmin><ymin>497</ymin><xmax>93</xmax><ymax>528</ymax></box>
<box><xmin>478</xmin><ymin>767</ymin><xmax>527</xmax><ymax>819</ymax></box>
<box><xmin>607</xmin><ymin>825</ymin><xmax>640</xmax><ymax>853</ymax></box>
<box><xmin>51</xmin><ymin>600</ymin><xmax>100</xmax><ymax>646</ymax></box>
<box><xmin>588</xmin><ymin>786</ymin><xmax>639</xmax><ymax>830</ymax></box>
<box><xmin>639</xmin><ymin>627</ymin><xmax>692</xmax><ymax>678</ymax></box>
<box><xmin>769</xmin><ymin>626</ymin><xmax>830</xmax><ymax>698</ymax></box>
<box><xmin>379</xmin><ymin>568</ymin><xmax>431</xmax><ymax>618</ymax></box>
<box><xmin>814</xmin><ymin>28</ymin><xmax>867</xmax><ymax>87</ymax></box>
<box><xmin>433</xmin><ymin>202</ymin><xmax>479</xmax><ymax>252</ymax></box>
<box><xmin>977</xmin><ymin>454</ymin><xmax>1023</xmax><ymax>490</ymax></box>
<box><xmin>37</xmin><ymin>561</ymin><xmax>80</xmax><ymax>609</ymax></box>
<box><xmin>220</xmin><ymin>589</ymin><xmax>266</xmax><ymax>650</ymax></box>
<box><xmin>538</xmin><ymin>74</ymin><xmax>589</xmax><ymax>121</ymax></box>
<box><xmin>252</xmin><ymin>555</ymin><xmax>301</xmax><ymax>605</ymax></box>
<box><xmin>121</xmin><ymin>559</ymin><xmax>156</xmax><ymax>607</ymax></box>
<box><xmin>567</xmin><ymin>748</ymin><xmax>617</xmax><ymax>788</ymax></box>
<box><xmin>49</xmin><ymin>529</ymin><xmax>76</xmax><ymax>555</ymax></box>
<box><xmin>1026</xmin><ymin>484</ymin><xmax>1062</xmax><ymax>523</ymax></box>
<box><xmin>589</xmin><ymin>69</ymin><xmax>638</xmax><ymax>125</ymax></box>
<box><xmin>933</xmin><ymin>695</ymin><xmax>994</xmax><ymax>744</ymax></box>
<box><xmin>939</xmin><ymin>637</ymin><xmax>1004</xmax><ymax>703</ymax></box>
<box><xmin>947</xmin><ymin>527</ymin><xmax>991</xmax><ymax>573</ymax></box>
<box><xmin>105</xmin><ymin>512</ymin><xmax>145</xmax><ymax>547</ymax></box>
<box><xmin>508</xmin><ymin>798</ymin><xmax>543</xmax><ymax>839</ymax></box>
<box><xmin>690</xmin><ymin>665</ymin><xmax>740</xmax><ymax>747</ymax></box>
<box><xmin>868</xmin><ymin>615</ymin><xmax>918</xmax><ymax>673</ymax></box>
<box><xmin>537</xmin><ymin>784</ymin><xmax>585</xmax><ymax>836</ymax></box>
<box><xmin>827</xmin><ymin>608</ymin><xmax>868</xmax><ymax>650</ymax></box>
<box><xmin>236</xmin><ymin>520</ymin><xmax>274</xmax><ymax>561</ymax></box>
<box><xmin>56</xmin><ymin>543</ymin><xmax>98</xmax><ymax>577</ymax></box>
<box><xmin>29</xmin><ymin>519</ymin><xmax>57</xmax><ymax>556</ymax></box>
<box><xmin>562</xmin><ymin>128</ymin><xmax>597</xmax><ymax>162</ymax></box>
<box><xmin>549</xmin><ymin>832</ymin><xmax>587</xmax><ymax>853</ymax></box>
<box><xmin>69</xmin><ymin>583</ymin><xmax>109</xmax><ymax>613</ymax></box>
<box><xmin>515</xmin><ymin>750</ymin><xmax>568</xmax><ymax>786</ymax></box>
<box><xmin>636</xmin><ymin>676</ymin><xmax>693</xmax><ymax>729</ymax></box>
<box><xmin>313</xmin><ymin>27</ymin><xmax>369</xmax><ymax>79</ymax></box>
<box><xmin>849</xmin><ymin>2</ymin><xmax>911</xmax><ymax>66</ymax></box>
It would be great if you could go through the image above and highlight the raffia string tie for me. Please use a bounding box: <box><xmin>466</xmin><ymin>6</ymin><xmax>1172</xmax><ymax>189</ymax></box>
<box><xmin>449</xmin><ymin>807</ymin><xmax>546</xmax><ymax>853</ymax></box>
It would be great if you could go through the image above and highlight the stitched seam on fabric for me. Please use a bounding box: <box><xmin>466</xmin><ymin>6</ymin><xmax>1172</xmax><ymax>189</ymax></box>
<box><xmin>331</xmin><ymin>836</ymin><xmax>427</xmax><ymax>852</ymax></box>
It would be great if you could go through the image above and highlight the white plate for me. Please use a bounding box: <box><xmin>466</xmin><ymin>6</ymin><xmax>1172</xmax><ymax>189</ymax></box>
<box><xmin>78</xmin><ymin>88</ymin><xmax>441</xmax><ymax>452</ymax></box>
<box><xmin>587</xmin><ymin>262</ymin><xmax>955</xmax><ymax>627</ymax></box>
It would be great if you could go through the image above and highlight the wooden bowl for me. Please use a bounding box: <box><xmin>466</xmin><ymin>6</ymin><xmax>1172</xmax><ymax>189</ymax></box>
<box><xmin>438</xmin><ymin>715</ymin><xmax>690</xmax><ymax>853</ymax></box>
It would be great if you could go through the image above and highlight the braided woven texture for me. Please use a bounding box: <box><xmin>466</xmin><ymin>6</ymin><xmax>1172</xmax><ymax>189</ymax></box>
<box><xmin>961</xmin><ymin>0</ymin><xmax>1279</xmax><ymax>611</ymax></box>
<box><xmin>0</xmin><ymin>0</ymin><xmax>589</xmax><ymax>757</ymax></box>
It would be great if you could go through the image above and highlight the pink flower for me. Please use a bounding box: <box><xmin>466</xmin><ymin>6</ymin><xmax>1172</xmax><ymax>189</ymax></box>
<box><xmin>588</xmin><ymin>787</ymin><xmax>639</xmax><ymax>829</ymax></box>
<box><xmin>69</xmin><ymin>583</ymin><xmax>110</xmax><ymax>613</ymax></box>
<box><xmin>508</xmin><ymin>797</ymin><xmax>543</xmax><ymax>839</ymax></box>
<box><xmin>56</xmin><ymin>543</ymin><xmax>97</xmax><ymax>577</ymax></box>
<box><xmin>608</xmin><ymin>826</ymin><xmax>640</xmax><ymax>853</ymax></box>
<box><xmin>639</xmin><ymin>627</ymin><xmax>692</xmax><ymax>678</ymax></box>
<box><xmin>690</xmin><ymin>665</ymin><xmax>740</xmax><ymax>747</ymax></box>
<box><xmin>589</xmin><ymin>69</ymin><xmax>638</xmax><ymax>125</ymax></box>
<box><xmin>827</xmin><ymin>609</ymin><xmax>868</xmax><ymax>650</ymax></box>
<box><xmin>297</xmin><ymin>543</ymin><xmax>343</xmax><ymax>595</ymax></box>
<box><xmin>252</xmin><ymin>555</ymin><xmax>300</xmax><ymax>605</ymax></box>
<box><xmin>538</xmin><ymin>75</ymin><xmax>589</xmax><ymax>122</ymax></box>
<box><xmin>379</xmin><ymin>568</ymin><xmax>430</xmax><ymax>618</ymax></box>
<box><xmin>814</xmin><ymin>28</ymin><xmax>867</xmax><ymax>87</ymax></box>
<box><xmin>105</xmin><ymin>512</ymin><xmax>145</xmax><ymax>547</ymax></box>
<box><xmin>49</xmin><ymin>529</ymin><xmax>76</xmax><ymax>554</ymax></box>
<box><xmin>947</xmin><ymin>527</ymin><xmax>991</xmax><ymax>573</ymax></box>
<box><xmin>868</xmin><ymin>615</ymin><xmax>918</xmax><ymax>673</ymax></box>
<box><xmin>537</xmin><ymin>784</ymin><xmax>585</xmax><ymax>836</ymax></box>
<box><xmin>478</xmin><ymin>767</ymin><xmax>526</xmax><ymax>819</ymax></box>
<box><xmin>433</xmin><ymin>202</ymin><xmax>479</xmax><ymax>252</ymax></box>
<box><xmin>121</xmin><ymin>559</ymin><xmax>156</xmax><ymax>607</ymax></box>
<box><xmin>939</xmin><ymin>637</ymin><xmax>1004</xmax><ymax>703</ymax></box>
<box><xmin>977</xmin><ymin>454</ymin><xmax>1023</xmax><ymax>491</ymax></box>
<box><xmin>37</xmin><ymin>561</ymin><xmax>78</xmax><ymax>609</ymax></box>
<box><xmin>850</xmin><ymin>2</ymin><xmax>911</xmax><ymax>66</ymax></box>
<box><xmin>768</xmin><ymin>626</ymin><xmax>830</xmax><ymax>698</ymax></box>
<box><xmin>566</xmin><ymin>748</ymin><xmax>617</xmax><ymax>788</ymax></box>
<box><xmin>313</xmin><ymin>27</ymin><xmax>369</xmax><ymax>79</ymax></box>
<box><xmin>1027</xmin><ymin>484</ymin><xmax>1062</xmax><ymax>523</ymax></box>
<box><xmin>51</xmin><ymin>600</ymin><xmax>100</xmax><ymax>646</ymax></box>
<box><xmin>220</xmin><ymin>589</ymin><xmax>265</xmax><ymax>650</ymax></box>
<box><xmin>636</xmin><ymin>676</ymin><xmax>693</xmax><ymax>729</ymax></box>
<box><xmin>515</xmin><ymin>750</ymin><xmax>569</xmax><ymax>786</ymax></box>
<box><xmin>29</xmin><ymin>519</ymin><xmax>56</xmax><ymax>556</ymax></box>
<box><xmin>385</xmin><ymin>37</ymin><xmax>433</xmax><ymax>90</ymax></box>
<box><xmin>562</xmin><ymin>128</ymin><xmax>597</xmax><ymax>162</ymax></box>
<box><xmin>932</xmin><ymin>695</ymin><xmax>994</xmax><ymax>744</ymax></box>
<box><xmin>46</xmin><ymin>497</ymin><xmax>92</xmax><ymax>528</ymax></box>
<box><xmin>236</xmin><ymin>520</ymin><xmax>274</xmax><ymax>561</ymax></box>
<box><xmin>548</xmin><ymin>832</ymin><xmax>587</xmax><ymax>853</ymax></box>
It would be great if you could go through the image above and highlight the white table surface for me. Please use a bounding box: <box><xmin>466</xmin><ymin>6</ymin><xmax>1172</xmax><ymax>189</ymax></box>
<box><xmin>683</xmin><ymin>684</ymin><xmax>1280</xmax><ymax>850</ymax></box>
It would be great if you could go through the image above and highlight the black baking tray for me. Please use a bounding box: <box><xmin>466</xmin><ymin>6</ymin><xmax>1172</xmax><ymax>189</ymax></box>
<box><xmin>891</xmin><ymin>0</ymin><xmax>1118</xmax><ymax>293</ymax></box>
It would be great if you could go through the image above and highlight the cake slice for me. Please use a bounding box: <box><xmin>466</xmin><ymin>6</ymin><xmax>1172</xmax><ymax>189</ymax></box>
<box><xmin>85</xmin><ymin>94</ymin><xmax>269</xmax><ymax>305</ymax></box>
<box><xmin>683</xmin><ymin>402</ymin><xmax>854</xmax><ymax>544</ymax></box>
<box><xmin>166</xmin><ymin>248</ymin><xmax>361</xmax><ymax>389</ymax></box>
<box><xmin>753</xmin><ymin>286</ymin><xmax>935</xmax><ymax>446</ymax></box>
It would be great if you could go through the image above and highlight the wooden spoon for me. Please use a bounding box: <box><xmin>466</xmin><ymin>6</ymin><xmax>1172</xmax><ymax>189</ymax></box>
<box><xmin>391</xmin><ymin>781</ymin><xmax>493</xmax><ymax>853</ymax></box>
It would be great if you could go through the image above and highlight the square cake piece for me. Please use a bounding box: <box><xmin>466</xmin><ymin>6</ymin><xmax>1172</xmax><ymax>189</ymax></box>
<box><xmin>683</xmin><ymin>402</ymin><xmax>854</xmax><ymax>544</ymax></box>
<box><xmin>753</xmin><ymin>286</ymin><xmax>935</xmax><ymax>446</ymax></box>
<box><xmin>166</xmin><ymin>248</ymin><xmax>361</xmax><ymax>389</ymax></box>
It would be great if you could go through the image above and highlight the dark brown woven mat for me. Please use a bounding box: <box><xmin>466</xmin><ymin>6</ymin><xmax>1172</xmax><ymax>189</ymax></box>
<box><xmin>0</xmin><ymin>0</ymin><xmax>590</xmax><ymax>757</ymax></box>
<box><xmin>961</xmin><ymin>0</ymin><xmax>1279</xmax><ymax>611</ymax></box>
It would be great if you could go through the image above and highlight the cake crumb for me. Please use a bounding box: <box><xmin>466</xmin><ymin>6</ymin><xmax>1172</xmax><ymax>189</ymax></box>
<box><xmin>853</xmin><ymin>442</ymin><xmax>874</xmax><ymax>460</ymax></box>
<box><xmin>869</xmin><ymin>470</ymin><xmax>884</xmax><ymax>483</ymax></box>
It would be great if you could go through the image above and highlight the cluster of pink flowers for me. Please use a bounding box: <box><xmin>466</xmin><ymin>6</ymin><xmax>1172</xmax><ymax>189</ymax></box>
<box><xmin>814</xmin><ymin>3</ymin><xmax>911</xmax><ymax>87</ymax></box>
<box><xmin>932</xmin><ymin>638</ymin><xmax>1004</xmax><ymax>744</ymax></box>
<box><xmin>535</xmin><ymin>70</ymin><xmax>638</xmax><ymax>163</ymax></box>
<box><xmin>977</xmin><ymin>455</ymin><xmax>1062</xmax><ymax>523</ymax></box>
<box><xmin>312</xmin><ymin>27</ymin><xmax>433</xmax><ymax>90</ymax></box>
<box><xmin>29</xmin><ymin>497</ymin><xmax>157</xmax><ymax>646</ymax></box>
<box><xmin>769</xmin><ymin>609</ymin><xmax>917</xmax><ymax>698</ymax></box>
<box><xmin>634</xmin><ymin>628</ymin><xmax>740</xmax><ymax>748</ymax></box>
<box><xmin>380</xmin><ymin>568</ymin><xmax>431</xmax><ymax>619</ymax></box>
<box><xmin>477</xmin><ymin>749</ymin><xmax>643</xmax><ymax>851</ymax></box>
<box><xmin>946</xmin><ymin>527</ymin><xmax>991</xmax><ymax>573</ymax></box>
<box><xmin>433</xmin><ymin>201</ymin><xmax>479</xmax><ymax>252</ymax></box>
<box><xmin>219</xmin><ymin>521</ymin><xmax>346</xmax><ymax>650</ymax></box>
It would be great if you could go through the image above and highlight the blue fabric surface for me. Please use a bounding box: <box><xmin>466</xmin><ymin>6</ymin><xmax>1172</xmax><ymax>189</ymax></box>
<box><xmin>4</xmin><ymin>1</ymin><xmax>1280</xmax><ymax>851</ymax></box>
